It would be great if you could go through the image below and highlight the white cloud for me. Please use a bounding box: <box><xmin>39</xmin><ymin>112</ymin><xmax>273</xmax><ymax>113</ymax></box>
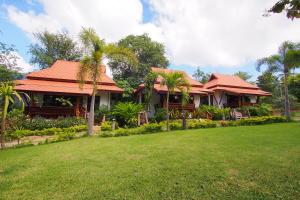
<box><xmin>13</xmin><ymin>52</ymin><xmax>34</xmax><ymax>73</ymax></box>
<box><xmin>4</xmin><ymin>0</ymin><xmax>300</xmax><ymax>68</ymax></box>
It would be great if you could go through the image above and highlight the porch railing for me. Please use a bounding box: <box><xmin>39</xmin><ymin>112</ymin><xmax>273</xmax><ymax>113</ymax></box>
<box><xmin>25</xmin><ymin>106</ymin><xmax>86</xmax><ymax>118</ymax></box>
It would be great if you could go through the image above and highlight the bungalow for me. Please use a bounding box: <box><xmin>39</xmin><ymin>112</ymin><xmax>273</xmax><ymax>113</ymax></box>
<box><xmin>203</xmin><ymin>73</ymin><xmax>271</xmax><ymax>108</ymax></box>
<box><xmin>15</xmin><ymin>60</ymin><xmax>123</xmax><ymax>118</ymax></box>
<box><xmin>135</xmin><ymin>67</ymin><xmax>212</xmax><ymax>117</ymax></box>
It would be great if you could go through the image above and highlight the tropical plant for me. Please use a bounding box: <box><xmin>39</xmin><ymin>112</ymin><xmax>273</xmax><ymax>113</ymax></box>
<box><xmin>234</xmin><ymin>71</ymin><xmax>252</xmax><ymax>81</ymax></box>
<box><xmin>112</xmin><ymin>102</ymin><xmax>143</xmax><ymax>127</ymax></box>
<box><xmin>77</xmin><ymin>28</ymin><xmax>137</xmax><ymax>135</ymax></box>
<box><xmin>257</xmin><ymin>41</ymin><xmax>300</xmax><ymax>120</ymax></box>
<box><xmin>0</xmin><ymin>82</ymin><xmax>28</xmax><ymax>149</ymax></box>
<box><xmin>158</xmin><ymin>71</ymin><xmax>190</xmax><ymax>131</ymax></box>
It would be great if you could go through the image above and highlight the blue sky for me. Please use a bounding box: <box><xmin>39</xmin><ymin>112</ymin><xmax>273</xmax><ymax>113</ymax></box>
<box><xmin>1</xmin><ymin>0</ymin><xmax>300</xmax><ymax>80</ymax></box>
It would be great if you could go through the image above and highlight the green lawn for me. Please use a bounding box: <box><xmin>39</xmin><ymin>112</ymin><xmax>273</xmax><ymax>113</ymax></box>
<box><xmin>0</xmin><ymin>123</ymin><xmax>299</xmax><ymax>200</ymax></box>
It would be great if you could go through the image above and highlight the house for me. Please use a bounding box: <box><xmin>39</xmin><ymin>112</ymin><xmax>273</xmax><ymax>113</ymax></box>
<box><xmin>15</xmin><ymin>60</ymin><xmax>123</xmax><ymax>118</ymax></box>
<box><xmin>203</xmin><ymin>73</ymin><xmax>271</xmax><ymax>108</ymax></box>
<box><xmin>135</xmin><ymin>67</ymin><xmax>213</xmax><ymax>117</ymax></box>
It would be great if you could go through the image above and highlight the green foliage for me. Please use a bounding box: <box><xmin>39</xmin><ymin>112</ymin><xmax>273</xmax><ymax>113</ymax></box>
<box><xmin>144</xmin><ymin>72</ymin><xmax>158</xmax><ymax>109</ymax></box>
<box><xmin>109</xmin><ymin>34</ymin><xmax>169</xmax><ymax>88</ymax></box>
<box><xmin>55</xmin><ymin>97</ymin><xmax>73</xmax><ymax>107</ymax></box>
<box><xmin>112</xmin><ymin>102</ymin><xmax>143</xmax><ymax>127</ymax></box>
<box><xmin>267</xmin><ymin>0</ymin><xmax>300</xmax><ymax>20</ymax></box>
<box><xmin>7</xmin><ymin>125</ymin><xmax>87</xmax><ymax>139</ymax></box>
<box><xmin>234</xmin><ymin>71</ymin><xmax>252</xmax><ymax>81</ymax></box>
<box><xmin>29</xmin><ymin>31</ymin><xmax>81</xmax><ymax>69</ymax></box>
<box><xmin>192</xmin><ymin>67</ymin><xmax>210</xmax><ymax>83</ymax></box>
<box><xmin>20</xmin><ymin>117</ymin><xmax>86</xmax><ymax>131</ymax></box>
<box><xmin>116</xmin><ymin>80</ymin><xmax>135</xmax><ymax>99</ymax></box>
<box><xmin>197</xmin><ymin>105</ymin><xmax>230</xmax><ymax>120</ymax></box>
<box><xmin>220</xmin><ymin>116</ymin><xmax>288</xmax><ymax>127</ymax></box>
<box><xmin>142</xmin><ymin>123</ymin><xmax>163</xmax><ymax>133</ymax></box>
<box><xmin>0</xmin><ymin>65</ymin><xmax>23</xmax><ymax>82</ymax></box>
<box><xmin>95</xmin><ymin>105</ymin><xmax>111</xmax><ymax>122</ymax></box>
<box><xmin>100</xmin><ymin>121</ymin><xmax>118</xmax><ymax>131</ymax></box>
<box><xmin>187</xmin><ymin>119</ymin><xmax>217</xmax><ymax>129</ymax></box>
<box><xmin>153</xmin><ymin>108</ymin><xmax>167</xmax><ymax>122</ymax></box>
<box><xmin>289</xmin><ymin>73</ymin><xmax>300</xmax><ymax>101</ymax></box>
<box><xmin>240</xmin><ymin>104</ymin><xmax>273</xmax><ymax>117</ymax></box>
<box><xmin>0</xmin><ymin>41</ymin><xmax>18</xmax><ymax>68</ymax></box>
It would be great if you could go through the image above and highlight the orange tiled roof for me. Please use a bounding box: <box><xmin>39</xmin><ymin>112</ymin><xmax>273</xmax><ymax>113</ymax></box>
<box><xmin>27</xmin><ymin>60</ymin><xmax>115</xmax><ymax>84</ymax></box>
<box><xmin>204</xmin><ymin>73</ymin><xmax>271</xmax><ymax>96</ymax></box>
<box><xmin>15</xmin><ymin>60</ymin><xmax>123</xmax><ymax>95</ymax></box>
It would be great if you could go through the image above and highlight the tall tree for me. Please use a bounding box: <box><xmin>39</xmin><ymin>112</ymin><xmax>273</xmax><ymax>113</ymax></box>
<box><xmin>0</xmin><ymin>66</ymin><xmax>23</xmax><ymax>82</ymax></box>
<box><xmin>77</xmin><ymin>28</ymin><xmax>137</xmax><ymax>135</ymax></box>
<box><xmin>108</xmin><ymin>34</ymin><xmax>169</xmax><ymax>88</ymax></box>
<box><xmin>234</xmin><ymin>71</ymin><xmax>252</xmax><ymax>81</ymax></box>
<box><xmin>192</xmin><ymin>67</ymin><xmax>210</xmax><ymax>83</ymax></box>
<box><xmin>0</xmin><ymin>82</ymin><xmax>28</xmax><ymax>149</ymax></box>
<box><xmin>267</xmin><ymin>0</ymin><xmax>300</xmax><ymax>20</ymax></box>
<box><xmin>288</xmin><ymin>73</ymin><xmax>300</xmax><ymax>101</ymax></box>
<box><xmin>159</xmin><ymin>72</ymin><xmax>190</xmax><ymax>131</ymax></box>
<box><xmin>0</xmin><ymin>42</ymin><xmax>18</xmax><ymax>69</ymax></box>
<box><xmin>29</xmin><ymin>31</ymin><xmax>82</xmax><ymax>69</ymax></box>
<box><xmin>257</xmin><ymin>41</ymin><xmax>300</xmax><ymax>119</ymax></box>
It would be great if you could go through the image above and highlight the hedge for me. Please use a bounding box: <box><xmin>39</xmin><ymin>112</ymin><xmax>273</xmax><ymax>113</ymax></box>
<box><xmin>220</xmin><ymin>116</ymin><xmax>288</xmax><ymax>127</ymax></box>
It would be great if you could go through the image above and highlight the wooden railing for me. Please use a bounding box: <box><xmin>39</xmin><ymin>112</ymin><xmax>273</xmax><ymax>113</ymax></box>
<box><xmin>25</xmin><ymin>106</ymin><xmax>86</xmax><ymax>118</ymax></box>
<box><xmin>167</xmin><ymin>103</ymin><xmax>195</xmax><ymax>111</ymax></box>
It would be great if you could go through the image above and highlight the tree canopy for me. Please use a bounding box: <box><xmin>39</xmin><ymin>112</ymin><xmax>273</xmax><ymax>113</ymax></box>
<box><xmin>267</xmin><ymin>0</ymin><xmax>300</xmax><ymax>20</ymax></box>
<box><xmin>234</xmin><ymin>71</ymin><xmax>252</xmax><ymax>81</ymax></box>
<box><xmin>288</xmin><ymin>73</ymin><xmax>300</xmax><ymax>101</ymax></box>
<box><xmin>108</xmin><ymin>34</ymin><xmax>169</xmax><ymax>88</ymax></box>
<box><xmin>192</xmin><ymin>67</ymin><xmax>210</xmax><ymax>83</ymax></box>
<box><xmin>29</xmin><ymin>31</ymin><xmax>82</xmax><ymax>69</ymax></box>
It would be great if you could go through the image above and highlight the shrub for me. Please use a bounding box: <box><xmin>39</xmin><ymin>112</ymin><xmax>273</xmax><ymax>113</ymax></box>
<box><xmin>55</xmin><ymin>131</ymin><xmax>76</xmax><ymax>141</ymax></box>
<box><xmin>142</xmin><ymin>123</ymin><xmax>163</xmax><ymax>133</ymax></box>
<box><xmin>219</xmin><ymin>116</ymin><xmax>287</xmax><ymax>127</ymax></box>
<box><xmin>101</xmin><ymin>121</ymin><xmax>112</xmax><ymax>131</ymax></box>
<box><xmin>187</xmin><ymin>119</ymin><xmax>217</xmax><ymax>129</ymax></box>
<box><xmin>95</xmin><ymin>105</ymin><xmax>111</xmax><ymax>122</ymax></box>
<box><xmin>153</xmin><ymin>108</ymin><xmax>167</xmax><ymax>122</ymax></box>
<box><xmin>169</xmin><ymin>120</ymin><xmax>183</xmax><ymax>130</ymax></box>
<box><xmin>241</xmin><ymin>104</ymin><xmax>273</xmax><ymax>117</ymax></box>
<box><xmin>196</xmin><ymin>105</ymin><xmax>230</xmax><ymax>120</ymax></box>
<box><xmin>112</xmin><ymin>102</ymin><xmax>143</xmax><ymax>127</ymax></box>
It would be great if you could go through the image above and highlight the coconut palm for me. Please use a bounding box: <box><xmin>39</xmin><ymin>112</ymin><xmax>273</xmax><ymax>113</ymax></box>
<box><xmin>159</xmin><ymin>72</ymin><xmax>190</xmax><ymax>131</ymax></box>
<box><xmin>257</xmin><ymin>41</ymin><xmax>300</xmax><ymax>120</ymax></box>
<box><xmin>0</xmin><ymin>82</ymin><xmax>28</xmax><ymax>149</ymax></box>
<box><xmin>77</xmin><ymin>28</ymin><xmax>137</xmax><ymax>135</ymax></box>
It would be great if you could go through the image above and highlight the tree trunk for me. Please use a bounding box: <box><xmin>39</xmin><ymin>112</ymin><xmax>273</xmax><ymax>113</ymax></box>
<box><xmin>166</xmin><ymin>91</ymin><xmax>170</xmax><ymax>131</ymax></box>
<box><xmin>283</xmin><ymin>71</ymin><xmax>291</xmax><ymax>120</ymax></box>
<box><xmin>1</xmin><ymin>96</ymin><xmax>9</xmax><ymax>149</ymax></box>
<box><xmin>88</xmin><ymin>92</ymin><xmax>96</xmax><ymax>135</ymax></box>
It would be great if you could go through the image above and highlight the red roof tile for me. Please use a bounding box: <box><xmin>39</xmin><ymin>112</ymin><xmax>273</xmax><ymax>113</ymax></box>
<box><xmin>27</xmin><ymin>60</ymin><xmax>115</xmax><ymax>84</ymax></box>
<box><xmin>204</xmin><ymin>73</ymin><xmax>271</xmax><ymax>96</ymax></box>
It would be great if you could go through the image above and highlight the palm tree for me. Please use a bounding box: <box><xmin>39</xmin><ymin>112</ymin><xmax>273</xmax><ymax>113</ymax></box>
<box><xmin>159</xmin><ymin>71</ymin><xmax>190</xmax><ymax>131</ymax></box>
<box><xmin>257</xmin><ymin>41</ymin><xmax>300</xmax><ymax>120</ymax></box>
<box><xmin>0</xmin><ymin>82</ymin><xmax>28</xmax><ymax>149</ymax></box>
<box><xmin>77</xmin><ymin>28</ymin><xmax>137</xmax><ymax>135</ymax></box>
<box><xmin>181</xmin><ymin>90</ymin><xmax>190</xmax><ymax>129</ymax></box>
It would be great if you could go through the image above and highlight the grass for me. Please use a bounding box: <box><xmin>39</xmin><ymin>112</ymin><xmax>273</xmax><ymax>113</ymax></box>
<box><xmin>0</xmin><ymin>123</ymin><xmax>299</xmax><ymax>200</ymax></box>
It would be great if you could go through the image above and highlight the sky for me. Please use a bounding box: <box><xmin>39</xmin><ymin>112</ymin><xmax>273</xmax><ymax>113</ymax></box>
<box><xmin>1</xmin><ymin>0</ymin><xmax>300</xmax><ymax>80</ymax></box>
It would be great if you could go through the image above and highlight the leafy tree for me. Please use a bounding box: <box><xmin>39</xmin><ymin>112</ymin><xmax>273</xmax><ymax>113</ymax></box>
<box><xmin>289</xmin><ymin>73</ymin><xmax>300</xmax><ymax>101</ymax></box>
<box><xmin>192</xmin><ymin>67</ymin><xmax>210</xmax><ymax>83</ymax></box>
<box><xmin>116</xmin><ymin>80</ymin><xmax>135</xmax><ymax>100</ymax></box>
<box><xmin>0</xmin><ymin>82</ymin><xmax>28</xmax><ymax>149</ymax></box>
<box><xmin>77</xmin><ymin>28</ymin><xmax>137</xmax><ymax>135</ymax></box>
<box><xmin>234</xmin><ymin>71</ymin><xmax>252</xmax><ymax>81</ymax></box>
<box><xmin>257</xmin><ymin>41</ymin><xmax>300</xmax><ymax>119</ymax></box>
<box><xmin>0</xmin><ymin>65</ymin><xmax>23</xmax><ymax>82</ymax></box>
<box><xmin>257</xmin><ymin>72</ymin><xmax>278</xmax><ymax>93</ymax></box>
<box><xmin>29</xmin><ymin>31</ymin><xmax>82</xmax><ymax>69</ymax></box>
<box><xmin>108</xmin><ymin>34</ymin><xmax>169</xmax><ymax>88</ymax></box>
<box><xmin>158</xmin><ymin>72</ymin><xmax>190</xmax><ymax>131</ymax></box>
<box><xmin>267</xmin><ymin>0</ymin><xmax>300</xmax><ymax>20</ymax></box>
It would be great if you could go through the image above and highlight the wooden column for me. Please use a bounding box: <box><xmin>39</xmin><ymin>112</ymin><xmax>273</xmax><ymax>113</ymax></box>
<box><xmin>75</xmin><ymin>96</ymin><xmax>80</xmax><ymax>117</ymax></box>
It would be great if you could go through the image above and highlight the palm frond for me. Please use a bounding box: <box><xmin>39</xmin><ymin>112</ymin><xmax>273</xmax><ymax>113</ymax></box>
<box><xmin>77</xmin><ymin>56</ymin><xmax>92</xmax><ymax>88</ymax></box>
